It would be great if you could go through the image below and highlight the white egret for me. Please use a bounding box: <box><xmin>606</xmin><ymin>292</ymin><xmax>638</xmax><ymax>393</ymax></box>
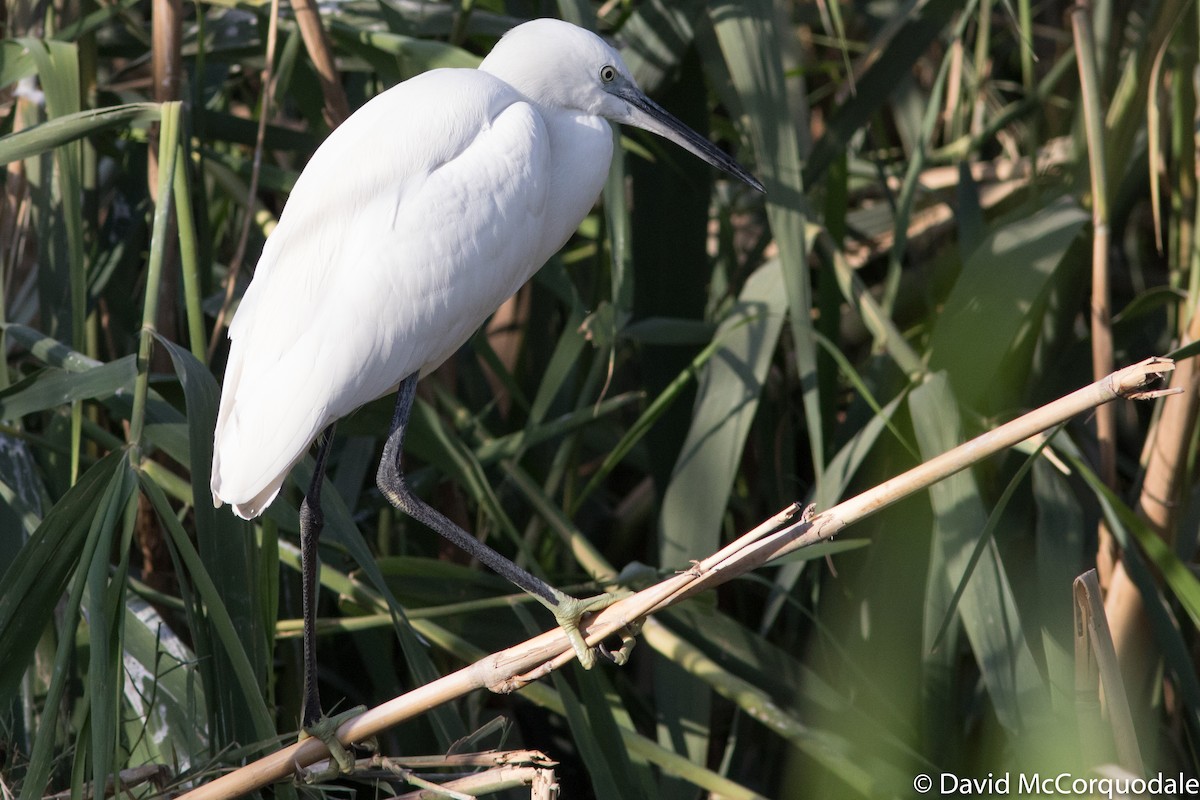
<box><xmin>211</xmin><ymin>17</ymin><xmax>762</xmax><ymax>750</ymax></box>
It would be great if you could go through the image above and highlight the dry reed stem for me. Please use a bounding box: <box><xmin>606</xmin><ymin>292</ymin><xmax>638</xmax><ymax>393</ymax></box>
<box><xmin>1074</xmin><ymin>570</ymin><xmax>1145</xmax><ymax>774</ymax></box>
<box><xmin>177</xmin><ymin>357</ymin><xmax>1175</xmax><ymax>800</ymax></box>
<box><xmin>1070</xmin><ymin>0</ymin><xmax>1119</xmax><ymax>590</ymax></box>
<box><xmin>205</xmin><ymin>0</ymin><xmax>281</xmax><ymax>361</ymax></box>
<box><xmin>389</xmin><ymin>766</ymin><xmax>557</xmax><ymax>800</ymax></box>
<box><xmin>149</xmin><ymin>0</ymin><xmax>183</xmax><ymax>362</ymax></box>
<box><xmin>291</xmin><ymin>0</ymin><xmax>350</xmax><ymax>127</ymax></box>
<box><xmin>1105</xmin><ymin>314</ymin><xmax>1200</xmax><ymax>711</ymax></box>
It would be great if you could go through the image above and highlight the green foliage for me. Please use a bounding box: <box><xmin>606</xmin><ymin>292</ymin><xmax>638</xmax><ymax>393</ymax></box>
<box><xmin>2</xmin><ymin>0</ymin><xmax>1198</xmax><ymax>797</ymax></box>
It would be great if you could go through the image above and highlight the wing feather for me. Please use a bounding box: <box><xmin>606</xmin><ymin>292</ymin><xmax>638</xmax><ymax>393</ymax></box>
<box><xmin>212</xmin><ymin>70</ymin><xmax>558</xmax><ymax>516</ymax></box>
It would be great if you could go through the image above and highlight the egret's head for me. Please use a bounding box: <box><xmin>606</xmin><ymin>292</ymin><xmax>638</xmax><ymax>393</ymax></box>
<box><xmin>482</xmin><ymin>18</ymin><xmax>764</xmax><ymax>193</ymax></box>
<box><xmin>480</xmin><ymin>18</ymin><xmax>636</xmax><ymax>119</ymax></box>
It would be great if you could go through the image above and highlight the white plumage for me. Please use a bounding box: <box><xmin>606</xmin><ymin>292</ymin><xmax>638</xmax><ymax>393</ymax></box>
<box><xmin>211</xmin><ymin>18</ymin><xmax>761</xmax><ymax>519</ymax></box>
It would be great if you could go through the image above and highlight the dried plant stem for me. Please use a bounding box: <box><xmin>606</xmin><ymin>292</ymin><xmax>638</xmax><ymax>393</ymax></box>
<box><xmin>177</xmin><ymin>357</ymin><xmax>1175</xmax><ymax>800</ymax></box>
<box><xmin>1105</xmin><ymin>315</ymin><xmax>1200</xmax><ymax>709</ymax></box>
<box><xmin>206</xmin><ymin>0</ymin><xmax>281</xmax><ymax>361</ymax></box>
<box><xmin>207</xmin><ymin>0</ymin><xmax>348</xmax><ymax>360</ymax></box>
<box><xmin>148</xmin><ymin>0</ymin><xmax>182</xmax><ymax>361</ymax></box>
<box><xmin>1071</xmin><ymin>0</ymin><xmax>1118</xmax><ymax>588</ymax></box>
<box><xmin>1074</xmin><ymin>570</ymin><xmax>1144</xmax><ymax>773</ymax></box>
<box><xmin>391</xmin><ymin>765</ymin><xmax>557</xmax><ymax>800</ymax></box>
<box><xmin>291</xmin><ymin>0</ymin><xmax>350</xmax><ymax>127</ymax></box>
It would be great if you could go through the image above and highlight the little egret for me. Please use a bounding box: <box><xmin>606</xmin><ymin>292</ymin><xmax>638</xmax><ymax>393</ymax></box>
<box><xmin>211</xmin><ymin>17</ymin><xmax>763</xmax><ymax>751</ymax></box>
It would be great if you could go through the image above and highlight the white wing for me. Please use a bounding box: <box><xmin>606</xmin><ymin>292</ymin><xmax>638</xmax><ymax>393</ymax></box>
<box><xmin>212</xmin><ymin>69</ymin><xmax>567</xmax><ymax>517</ymax></box>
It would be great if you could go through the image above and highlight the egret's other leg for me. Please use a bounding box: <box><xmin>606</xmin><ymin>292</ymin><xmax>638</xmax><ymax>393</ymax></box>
<box><xmin>297</xmin><ymin>427</ymin><xmax>358</xmax><ymax>778</ymax></box>
<box><xmin>377</xmin><ymin>374</ymin><xmax>622</xmax><ymax>668</ymax></box>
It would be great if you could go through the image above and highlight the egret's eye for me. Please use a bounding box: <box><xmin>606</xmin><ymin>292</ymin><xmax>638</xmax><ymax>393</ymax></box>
<box><xmin>599</xmin><ymin>65</ymin><xmax>617</xmax><ymax>83</ymax></box>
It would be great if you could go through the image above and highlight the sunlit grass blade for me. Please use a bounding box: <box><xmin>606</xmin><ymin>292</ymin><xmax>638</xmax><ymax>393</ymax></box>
<box><xmin>911</xmin><ymin>373</ymin><xmax>1047</xmax><ymax>733</ymax></box>
<box><xmin>928</xmin><ymin>425</ymin><xmax>1062</xmax><ymax>651</ymax></box>
<box><xmin>121</xmin><ymin>596</ymin><xmax>211</xmax><ymax>767</ymax></box>
<box><xmin>658</xmin><ymin>260</ymin><xmax>787</xmax><ymax>565</ymax></box>
<box><xmin>709</xmin><ymin>0</ymin><xmax>822</xmax><ymax>475</ymax></box>
<box><xmin>0</xmin><ymin>355</ymin><xmax>136</xmax><ymax>419</ymax></box>
<box><xmin>928</xmin><ymin>195</ymin><xmax>1089</xmax><ymax>408</ymax></box>
<box><xmin>652</xmin><ymin>257</ymin><xmax>786</xmax><ymax>793</ymax></box>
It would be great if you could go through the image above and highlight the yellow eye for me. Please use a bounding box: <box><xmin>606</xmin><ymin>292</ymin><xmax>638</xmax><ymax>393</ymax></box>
<box><xmin>599</xmin><ymin>65</ymin><xmax>617</xmax><ymax>83</ymax></box>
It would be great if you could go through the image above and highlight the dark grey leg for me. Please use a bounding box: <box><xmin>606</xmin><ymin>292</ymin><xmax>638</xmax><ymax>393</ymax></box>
<box><xmin>296</xmin><ymin>426</ymin><xmax>360</xmax><ymax>781</ymax></box>
<box><xmin>377</xmin><ymin>373</ymin><xmax>622</xmax><ymax>668</ymax></box>
<box><xmin>299</xmin><ymin>424</ymin><xmax>335</xmax><ymax>730</ymax></box>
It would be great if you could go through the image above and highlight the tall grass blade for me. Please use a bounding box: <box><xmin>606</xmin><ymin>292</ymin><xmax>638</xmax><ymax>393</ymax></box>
<box><xmin>155</xmin><ymin>335</ymin><xmax>269</xmax><ymax>745</ymax></box>
<box><xmin>14</xmin><ymin>452</ymin><xmax>133</xmax><ymax>800</ymax></box>
<box><xmin>911</xmin><ymin>373</ymin><xmax>1046</xmax><ymax>733</ymax></box>
<box><xmin>121</xmin><ymin>596</ymin><xmax>210</xmax><ymax>768</ymax></box>
<box><xmin>658</xmin><ymin>260</ymin><xmax>786</xmax><ymax>565</ymax></box>
<box><xmin>928</xmin><ymin>195</ymin><xmax>1088</xmax><ymax>408</ymax></box>
<box><xmin>0</xmin><ymin>104</ymin><xmax>161</xmax><ymax>165</ymax></box>
<box><xmin>709</xmin><ymin>0</ymin><xmax>822</xmax><ymax>473</ymax></box>
<box><xmin>552</xmin><ymin>668</ymin><xmax>650</xmax><ymax>800</ymax></box>
<box><xmin>139</xmin><ymin>475</ymin><xmax>277</xmax><ymax>744</ymax></box>
<box><xmin>0</xmin><ymin>354</ymin><xmax>136</xmax><ymax>419</ymax></box>
<box><xmin>85</xmin><ymin>461</ymin><xmax>137</xmax><ymax>796</ymax></box>
<box><xmin>0</xmin><ymin>450</ymin><xmax>126</xmax><ymax>700</ymax></box>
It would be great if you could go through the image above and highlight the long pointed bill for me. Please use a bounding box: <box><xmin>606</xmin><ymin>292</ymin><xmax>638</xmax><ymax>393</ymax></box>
<box><xmin>612</xmin><ymin>82</ymin><xmax>765</xmax><ymax>193</ymax></box>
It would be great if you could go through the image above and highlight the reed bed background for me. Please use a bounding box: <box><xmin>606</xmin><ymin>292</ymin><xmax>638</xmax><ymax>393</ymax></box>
<box><xmin>1</xmin><ymin>0</ymin><xmax>1199</xmax><ymax>797</ymax></box>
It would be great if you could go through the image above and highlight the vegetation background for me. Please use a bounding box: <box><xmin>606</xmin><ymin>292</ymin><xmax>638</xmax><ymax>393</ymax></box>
<box><xmin>2</xmin><ymin>0</ymin><xmax>1199</xmax><ymax>796</ymax></box>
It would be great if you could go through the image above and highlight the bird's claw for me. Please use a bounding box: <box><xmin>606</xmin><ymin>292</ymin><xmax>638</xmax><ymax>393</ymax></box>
<box><xmin>296</xmin><ymin>706</ymin><xmax>368</xmax><ymax>783</ymax></box>
<box><xmin>549</xmin><ymin>590</ymin><xmax>637</xmax><ymax>669</ymax></box>
<box><xmin>598</xmin><ymin>617</ymin><xmax>643</xmax><ymax>666</ymax></box>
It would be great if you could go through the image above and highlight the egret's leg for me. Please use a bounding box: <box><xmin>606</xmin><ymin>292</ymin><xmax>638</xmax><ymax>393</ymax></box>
<box><xmin>377</xmin><ymin>374</ymin><xmax>623</xmax><ymax>668</ymax></box>
<box><xmin>297</xmin><ymin>426</ymin><xmax>358</xmax><ymax>778</ymax></box>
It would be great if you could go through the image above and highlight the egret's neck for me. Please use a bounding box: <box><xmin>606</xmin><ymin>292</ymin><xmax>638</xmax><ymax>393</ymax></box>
<box><xmin>536</xmin><ymin>108</ymin><xmax>613</xmax><ymax>254</ymax></box>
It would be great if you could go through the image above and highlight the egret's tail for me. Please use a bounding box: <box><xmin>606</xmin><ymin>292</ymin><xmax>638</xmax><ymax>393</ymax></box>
<box><xmin>210</xmin><ymin>337</ymin><xmax>329</xmax><ymax>520</ymax></box>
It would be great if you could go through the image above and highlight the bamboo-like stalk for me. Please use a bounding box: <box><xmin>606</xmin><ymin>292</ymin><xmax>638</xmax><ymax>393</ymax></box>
<box><xmin>1074</xmin><ymin>570</ymin><xmax>1144</xmax><ymax>773</ymax></box>
<box><xmin>291</xmin><ymin>0</ymin><xmax>350</xmax><ymax>127</ymax></box>
<box><xmin>1105</xmin><ymin>311</ymin><xmax>1200</xmax><ymax>715</ymax></box>
<box><xmin>127</xmin><ymin>102</ymin><xmax>178</xmax><ymax>452</ymax></box>
<box><xmin>150</xmin><ymin>0</ymin><xmax>182</xmax><ymax>358</ymax></box>
<box><xmin>1017</xmin><ymin>0</ymin><xmax>1034</xmax><ymax>94</ymax></box>
<box><xmin>175</xmin><ymin>357</ymin><xmax>1174</xmax><ymax>800</ymax></box>
<box><xmin>206</xmin><ymin>0</ymin><xmax>281</xmax><ymax>361</ymax></box>
<box><xmin>1071</xmin><ymin>0</ymin><xmax>1118</xmax><ymax>588</ymax></box>
<box><xmin>383</xmin><ymin>762</ymin><xmax>556</xmax><ymax>800</ymax></box>
<box><xmin>172</xmin><ymin>137</ymin><xmax>205</xmax><ymax>363</ymax></box>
